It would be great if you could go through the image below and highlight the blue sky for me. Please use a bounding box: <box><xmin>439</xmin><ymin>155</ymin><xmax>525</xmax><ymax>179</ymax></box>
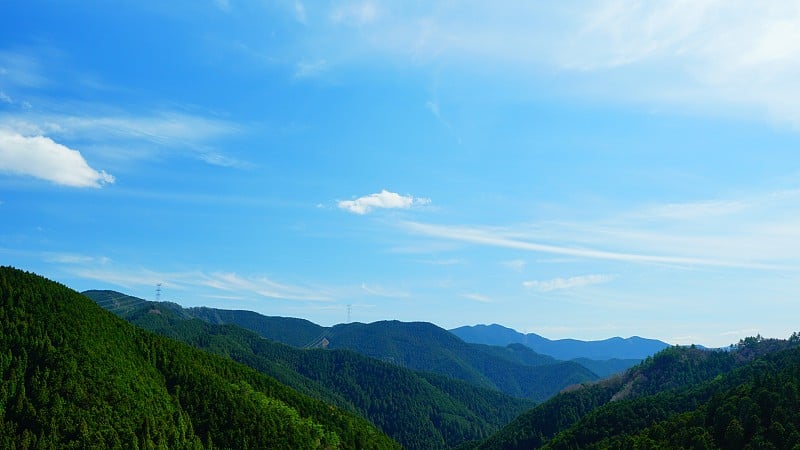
<box><xmin>2</xmin><ymin>1</ymin><xmax>800</xmax><ymax>347</ymax></box>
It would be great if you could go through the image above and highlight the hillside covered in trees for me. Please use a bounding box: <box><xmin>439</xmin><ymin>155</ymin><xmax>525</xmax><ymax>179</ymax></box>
<box><xmin>84</xmin><ymin>290</ymin><xmax>534</xmax><ymax>449</ymax></box>
<box><xmin>479</xmin><ymin>336</ymin><xmax>800</xmax><ymax>449</ymax></box>
<box><xmin>0</xmin><ymin>267</ymin><xmax>398</xmax><ymax>449</ymax></box>
<box><xmin>88</xmin><ymin>291</ymin><xmax>599</xmax><ymax>403</ymax></box>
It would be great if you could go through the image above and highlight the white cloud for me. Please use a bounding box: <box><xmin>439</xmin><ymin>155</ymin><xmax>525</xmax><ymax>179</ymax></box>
<box><xmin>339</xmin><ymin>189</ymin><xmax>430</xmax><ymax>215</ymax></box>
<box><xmin>296</xmin><ymin>1</ymin><xmax>800</xmax><ymax>128</ymax></box>
<box><xmin>0</xmin><ymin>111</ymin><xmax>243</xmax><ymax>167</ymax></box>
<box><xmin>44</xmin><ymin>252</ymin><xmax>111</xmax><ymax>265</ymax></box>
<box><xmin>331</xmin><ymin>1</ymin><xmax>380</xmax><ymax>25</ymax></box>
<box><xmin>502</xmin><ymin>259</ymin><xmax>526</xmax><ymax>272</ymax></box>
<box><xmin>401</xmin><ymin>188</ymin><xmax>800</xmax><ymax>272</ymax></box>
<box><xmin>640</xmin><ymin>200</ymin><xmax>748</xmax><ymax>220</ymax></box>
<box><xmin>0</xmin><ymin>128</ymin><xmax>114</xmax><ymax>187</ymax></box>
<box><xmin>402</xmin><ymin>221</ymin><xmax>779</xmax><ymax>269</ymax></box>
<box><xmin>199</xmin><ymin>272</ymin><xmax>331</xmax><ymax>301</ymax></box>
<box><xmin>523</xmin><ymin>274</ymin><xmax>613</xmax><ymax>292</ymax></box>
<box><xmin>66</xmin><ymin>264</ymin><xmax>331</xmax><ymax>302</ymax></box>
<box><xmin>462</xmin><ymin>293</ymin><xmax>492</xmax><ymax>303</ymax></box>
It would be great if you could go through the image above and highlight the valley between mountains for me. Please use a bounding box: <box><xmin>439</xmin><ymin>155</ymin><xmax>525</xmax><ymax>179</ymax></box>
<box><xmin>2</xmin><ymin>267</ymin><xmax>800</xmax><ymax>449</ymax></box>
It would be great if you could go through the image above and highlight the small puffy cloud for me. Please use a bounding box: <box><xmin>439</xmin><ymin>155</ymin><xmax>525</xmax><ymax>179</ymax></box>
<box><xmin>338</xmin><ymin>189</ymin><xmax>430</xmax><ymax>215</ymax></box>
<box><xmin>0</xmin><ymin>129</ymin><xmax>114</xmax><ymax>187</ymax></box>
<box><xmin>523</xmin><ymin>274</ymin><xmax>613</xmax><ymax>292</ymax></box>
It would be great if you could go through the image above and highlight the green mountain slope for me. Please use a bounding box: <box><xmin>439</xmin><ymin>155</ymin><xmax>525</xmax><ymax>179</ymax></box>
<box><xmin>83</xmin><ymin>290</ymin><xmax>534</xmax><ymax>449</ymax></box>
<box><xmin>479</xmin><ymin>337</ymin><xmax>800</xmax><ymax>449</ymax></box>
<box><xmin>0</xmin><ymin>267</ymin><xmax>398</xmax><ymax>449</ymax></box>
<box><xmin>139</xmin><ymin>302</ymin><xmax>599</xmax><ymax>402</ymax></box>
<box><xmin>322</xmin><ymin>321</ymin><xmax>597</xmax><ymax>401</ymax></box>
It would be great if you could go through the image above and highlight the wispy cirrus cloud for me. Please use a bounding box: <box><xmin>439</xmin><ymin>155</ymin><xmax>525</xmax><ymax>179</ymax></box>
<box><xmin>338</xmin><ymin>189</ymin><xmax>430</xmax><ymax>215</ymax></box>
<box><xmin>290</xmin><ymin>1</ymin><xmax>800</xmax><ymax>128</ymax></box>
<box><xmin>401</xmin><ymin>188</ymin><xmax>800</xmax><ymax>271</ymax></box>
<box><xmin>462</xmin><ymin>293</ymin><xmax>493</xmax><ymax>303</ymax></box>
<box><xmin>361</xmin><ymin>282</ymin><xmax>410</xmax><ymax>298</ymax></box>
<box><xmin>0</xmin><ymin>110</ymin><xmax>246</xmax><ymax>168</ymax></box>
<box><xmin>0</xmin><ymin>128</ymin><xmax>114</xmax><ymax>187</ymax></box>
<box><xmin>63</xmin><ymin>264</ymin><xmax>331</xmax><ymax>302</ymax></box>
<box><xmin>523</xmin><ymin>274</ymin><xmax>613</xmax><ymax>292</ymax></box>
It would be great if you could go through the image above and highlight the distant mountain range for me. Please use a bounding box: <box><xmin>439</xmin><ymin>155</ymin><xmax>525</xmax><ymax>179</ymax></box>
<box><xmin>84</xmin><ymin>289</ymin><xmax>541</xmax><ymax>448</ymax></box>
<box><xmin>450</xmin><ymin>323</ymin><xmax>670</xmax><ymax>361</ymax></box>
<box><xmin>6</xmin><ymin>269</ymin><xmax>799</xmax><ymax>449</ymax></box>
<box><xmin>478</xmin><ymin>335</ymin><xmax>800</xmax><ymax>449</ymax></box>
<box><xmin>86</xmin><ymin>290</ymin><xmax>598</xmax><ymax>403</ymax></box>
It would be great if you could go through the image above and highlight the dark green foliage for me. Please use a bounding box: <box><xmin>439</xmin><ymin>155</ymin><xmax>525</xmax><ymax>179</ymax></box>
<box><xmin>87</xmin><ymin>294</ymin><xmax>534</xmax><ymax>449</ymax></box>
<box><xmin>479</xmin><ymin>338</ymin><xmax>800</xmax><ymax>449</ymax></box>
<box><xmin>185</xmin><ymin>306</ymin><xmax>325</xmax><ymax>348</ymax></box>
<box><xmin>88</xmin><ymin>293</ymin><xmax>599</xmax><ymax>403</ymax></box>
<box><xmin>0</xmin><ymin>267</ymin><xmax>398</xmax><ymax>449</ymax></box>
<box><xmin>570</xmin><ymin>358</ymin><xmax>642</xmax><ymax>378</ymax></box>
<box><xmin>323</xmin><ymin>321</ymin><xmax>599</xmax><ymax>402</ymax></box>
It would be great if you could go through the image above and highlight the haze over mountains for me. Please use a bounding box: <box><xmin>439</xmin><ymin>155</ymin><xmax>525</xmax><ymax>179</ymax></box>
<box><xmin>450</xmin><ymin>323</ymin><xmax>670</xmax><ymax>360</ymax></box>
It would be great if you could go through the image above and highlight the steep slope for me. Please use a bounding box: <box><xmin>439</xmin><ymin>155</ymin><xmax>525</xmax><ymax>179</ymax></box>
<box><xmin>0</xmin><ymin>267</ymin><xmax>398</xmax><ymax>449</ymax></box>
<box><xmin>139</xmin><ymin>301</ymin><xmax>600</xmax><ymax>402</ymax></box>
<box><xmin>323</xmin><ymin>321</ymin><xmax>598</xmax><ymax>401</ymax></box>
<box><xmin>84</xmin><ymin>291</ymin><xmax>534</xmax><ymax>449</ymax></box>
<box><xmin>450</xmin><ymin>323</ymin><xmax>669</xmax><ymax>360</ymax></box>
<box><xmin>479</xmin><ymin>337</ymin><xmax>800</xmax><ymax>449</ymax></box>
<box><xmin>188</xmin><ymin>306</ymin><xmax>325</xmax><ymax>348</ymax></box>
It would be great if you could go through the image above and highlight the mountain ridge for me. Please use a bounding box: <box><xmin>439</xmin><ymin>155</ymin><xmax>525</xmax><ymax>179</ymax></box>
<box><xmin>0</xmin><ymin>267</ymin><xmax>398</xmax><ymax>449</ymax></box>
<box><xmin>83</xmin><ymin>289</ymin><xmax>535</xmax><ymax>449</ymax></box>
<box><xmin>450</xmin><ymin>323</ymin><xmax>671</xmax><ymax>360</ymax></box>
<box><xmin>85</xmin><ymin>290</ymin><xmax>599</xmax><ymax>402</ymax></box>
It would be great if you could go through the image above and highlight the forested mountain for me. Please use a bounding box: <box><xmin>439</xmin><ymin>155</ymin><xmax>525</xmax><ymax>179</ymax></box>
<box><xmin>450</xmin><ymin>323</ymin><xmax>669</xmax><ymax>361</ymax></box>
<box><xmin>100</xmin><ymin>295</ymin><xmax>600</xmax><ymax>402</ymax></box>
<box><xmin>84</xmin><ymin>290</ymin><xmax>534</xmax><ymax>449</ymax></box>
<box><xmin>478</xmin><ymin>336</ymin><xmax>800</xmax><ymax>449</ymax></box>
<box><xmin>0</xmin><ymin>267</ymin><xmax>398</xmax><ymax>449</ymax></box>
<box><xmin>321</xmin><ymin>321</ymin><xmax>597</xmax><ymax>401</ymax></box>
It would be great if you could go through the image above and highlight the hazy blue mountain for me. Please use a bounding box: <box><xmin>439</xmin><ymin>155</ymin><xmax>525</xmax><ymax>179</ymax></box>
<box><xmin>450</xmin><ymin>323</ymin><xmax>670</xmax><ymax>360</ymax></box>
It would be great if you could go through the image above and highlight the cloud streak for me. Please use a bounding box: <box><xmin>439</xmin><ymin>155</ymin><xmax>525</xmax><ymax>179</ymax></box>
<box><xmin>293</xmin><ymin>1</ymin><xmax>800</xmax><ymax>128</ymax></box>
<box><xmin>523</xmin><ymin>274</ymin><xmax>613</xmax><ymax>292</ymax></box>
<box><xmin>401</xmin><ymin>220</ymin><xmax>790</xmax><ymax>271</ymax></box>
<box><xmin>339</xmin><ymin>189</ymin><xmax>430</xmax><ymax>215</ymax></box>
<box><xmin>64</xmin><ymin>264</ymin><xmax>331</xmax><ymax>302</ymax></box>
<box><xmin>0</xmin><ymin>128</ymin><xmax>114</xmax><ymax>187</ymax></box>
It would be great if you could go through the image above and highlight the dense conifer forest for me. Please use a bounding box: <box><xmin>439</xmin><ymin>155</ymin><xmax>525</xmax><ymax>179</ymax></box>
<box><xmin>0</xmin><ymin>267</ymin><xmax>398</xmax><ymax>449</ymax></box>
<box><xmin>479</xmin><ymin>337</ymin><xmax>800</xmax><ymax>449</ymax></box>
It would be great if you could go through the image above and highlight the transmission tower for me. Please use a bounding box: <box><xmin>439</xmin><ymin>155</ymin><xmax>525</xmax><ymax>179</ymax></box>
<box><xmin>156</xmin><ymin>283</ymin><xmax>162</xmax><ymax>302</ymax></box>
<box><xmin>347</xmin><ymin>304</ymin><xmax>352</xmax><ymax>323</ymax></box>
